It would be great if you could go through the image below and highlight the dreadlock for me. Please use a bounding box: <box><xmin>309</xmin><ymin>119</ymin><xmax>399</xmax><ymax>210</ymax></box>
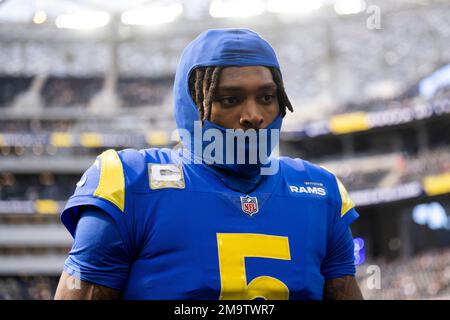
<box><xmin>189</xmin><ymin>66</ymin><xmax>294</xmax><ymax>121</ymax></box>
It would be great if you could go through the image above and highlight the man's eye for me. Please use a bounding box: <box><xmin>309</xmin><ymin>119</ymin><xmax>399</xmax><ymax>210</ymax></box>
<box><xmin>220</xmin><ymin>97</ymin><xmax>239</xmax><ymax>105</ymax></box>
<box><xmin>261</xmin><ymin>95</ymin><xmax>275</xmax><ymax>103</ymax></box>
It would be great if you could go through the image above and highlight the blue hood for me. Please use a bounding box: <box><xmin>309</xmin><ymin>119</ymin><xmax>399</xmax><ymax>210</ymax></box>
<box><xmin>173</xmin><ymin>28</ymin><xmax>281</xmax><ymax>136</ymax></box>
<box><xmin>172</xmin><ymin>28</ymin><xmax>282</xmax><ymax>193</ymax></box>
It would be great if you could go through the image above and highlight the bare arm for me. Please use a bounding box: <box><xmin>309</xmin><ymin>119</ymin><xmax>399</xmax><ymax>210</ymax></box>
<box><xmin>323</xmin><ymin>275</ymin><xmax>364</xmax><ymax>300</ymax></box>
<box><xmin>54</xmin><ymin>271</ymin><xmax>120</xmax><ymax>300</ymax></box>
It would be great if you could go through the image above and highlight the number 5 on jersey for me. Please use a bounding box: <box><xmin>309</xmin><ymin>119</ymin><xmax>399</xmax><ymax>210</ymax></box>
<box><xmin>217</xmin><ymin>233</ymin><xmax>291</xmax><ymax>300</ymax></box>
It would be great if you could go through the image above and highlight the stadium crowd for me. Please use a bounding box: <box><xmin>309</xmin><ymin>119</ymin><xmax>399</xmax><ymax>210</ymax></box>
<box><xmin>0</xmin><ymin>173</ymin><xmax>78</xmax><ymax>201</ymax></box>
<box><xmin>0</xmin><ymin>76</ymin><xmax>172</xmax><ymax>108</ymax></box>
<box><xmin>0</xmin><ymin>276</ymin><xmax>57</xmax><ymax>300</ymax></box>
<box><xmin>357</xmin><ymin>248</ymin><xmax>450</xmax><ymax>300</ymax></box>
<box><xmin>400</xmin><ymin>147</ymin><xmax>450</xmax><ymax>184</ymax></box>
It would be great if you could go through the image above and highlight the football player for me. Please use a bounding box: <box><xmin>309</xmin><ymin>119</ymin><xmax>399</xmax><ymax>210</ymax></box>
<box><xmin>54</xmin><ymin>28</ymin><xmax>363</xmax><ymax>300</ymax></box>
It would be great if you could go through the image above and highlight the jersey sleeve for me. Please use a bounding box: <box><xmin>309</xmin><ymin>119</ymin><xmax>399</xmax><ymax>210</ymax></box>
<box><xmin>322</xmin><ymin>173</ymin><xmax>360</xmax><ymax>280</ymax></box>
<box><xmin>61</xmin><ymin>148</ymin><xmax>146</xmax><ymax>258</ymax></box>
<box><xmin>334</xmin><ymin>176</ymin><xmax>359</xmax><ymax>228</ymax></box>
<box><xmin>64</xmin><ymin>206</ymin><xmax>130</xmax><ymax>290</ymax></box>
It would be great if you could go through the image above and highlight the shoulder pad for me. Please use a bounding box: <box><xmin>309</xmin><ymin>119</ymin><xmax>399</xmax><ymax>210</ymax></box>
<box><xmin>72</xmin><ymin>148</ymin><xmax>147</xmax><ymax>212</ymax></box>
<box><xmin>93</xmin><ymin>149</ymin><xmax>127</xmax><ymax>212</ymax></box>
<box><xmin>279</xmin><ymin>156</ymin><xmax>306</xmax><ymax>172</ymax></box>
<box><xmin>279</xmin><ymin>157</ymin><xmax>355</xmax><ymax>217</ymax></box>
<box><xmin>319</xmin><ymin>164</ymin><xmax>355</xmax><ymax>217</ymax></box>
<box><xmin>140</xmin><ymin>147</ymin><xmax>179</xmax><ymax>164</ymax></box>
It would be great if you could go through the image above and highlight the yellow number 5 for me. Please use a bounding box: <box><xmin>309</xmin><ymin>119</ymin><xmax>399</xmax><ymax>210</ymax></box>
<box><xmin>217</xmin><ymin>233</ymin><xmax>291</xmax><ymax>300</ymax></box>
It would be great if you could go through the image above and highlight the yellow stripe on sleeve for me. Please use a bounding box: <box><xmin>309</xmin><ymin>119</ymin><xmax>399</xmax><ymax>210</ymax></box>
<box><xmin>94</xmin><ymin>149</ymin><xmax>125</xmax><ymax>212</ymax></box>
<box><xmin>336</xmin><ymin>177</ymin><xmax>355</xmax><ymax>217</ymax></box>
<box><xmin>320</xmin><ymin>165</ymin><xmax>355</xmax><ymax>217</ymax></box>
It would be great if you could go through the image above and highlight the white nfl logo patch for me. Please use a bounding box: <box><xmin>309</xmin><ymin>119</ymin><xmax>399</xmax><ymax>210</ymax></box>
<box><xmin>240</xmin><ymin>195</ymin><xmax>259</xmax><ymax>216</ymax></box>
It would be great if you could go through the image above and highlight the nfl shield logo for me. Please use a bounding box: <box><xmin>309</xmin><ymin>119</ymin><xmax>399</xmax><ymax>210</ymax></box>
<box><xmin>240</xmin><ymin>195</ymin><xmax>259</xmax><ymax>216</ymax></box>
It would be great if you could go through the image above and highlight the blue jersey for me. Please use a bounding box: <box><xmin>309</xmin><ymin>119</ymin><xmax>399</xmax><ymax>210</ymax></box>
<box><xmin>61</xmin><ymin>28</ymin><xmax>359</xmax><ymax>300</ymax></box>
<box><xmin>61</xmin><ymin>147</ymin><xmax>358</xmax><ymax>300</ymax></box>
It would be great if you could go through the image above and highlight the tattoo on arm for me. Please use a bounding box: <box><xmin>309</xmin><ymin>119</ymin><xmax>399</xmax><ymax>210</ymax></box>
<box><xmin>323</xmin><ymin>276</ymin><xmax>364</xmax><ymax>300</ymax></box>
<box><xmin>54</xmin><ymin>271</ymin><xmax>120</xmax><ymax>300</ymax></box>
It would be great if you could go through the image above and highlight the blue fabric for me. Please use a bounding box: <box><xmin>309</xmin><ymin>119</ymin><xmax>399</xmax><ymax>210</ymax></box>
<box><xmin>64</xmin><ymin>207</ymin><xmax>130</xmax><ymax>291</ymax></box>
<box><xmin>200</xmin><ymin>115</ymin><xmax>283</xmax><ymax>193</ymax></box>
<box><xmin>61</xmin><ymin>29</ymin><xmax>360</xmax><ymax>300</ymax></box>
<box><xmin>173</xmin><ymin>28</ymin><xmax>280</xmax><ymax>137</ymax></box>
<box><xmin>321</xmin><ymin>226</ymin><xmax>356</xmax><ymax>280</ymax></box>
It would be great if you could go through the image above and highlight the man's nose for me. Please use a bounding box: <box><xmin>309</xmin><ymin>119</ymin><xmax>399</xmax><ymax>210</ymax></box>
<box><xmin>239</xmin><ymin>101</ymin><xmax>264</xmax><ymax>129</ymax></box>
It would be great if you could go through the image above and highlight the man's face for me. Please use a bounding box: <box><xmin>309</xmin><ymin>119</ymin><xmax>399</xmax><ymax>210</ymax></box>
<box><xmin>209</xmin><ymin>66</ymin><xmax>280</xmax><ymax>130</ymax></box>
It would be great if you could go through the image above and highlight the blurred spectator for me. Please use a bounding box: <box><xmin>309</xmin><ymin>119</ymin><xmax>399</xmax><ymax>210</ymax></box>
<box><xmin>1</xmin><ymin>174</ymin><xmax>79</xmax><ymax>201</ymax></box>
<box><xmin>400</xmin><ymin>147</ymin><xmax>450</xmax><ymax>184</ymax></box>
<box><xmin>42</xmin><ymin>76</ymin><xmax>103</xmax><ymax>107</ymax></box>
<box><xmin>0</xmin><ymin>173</ymin><xmax>21</xmax><ymax>200</ymax></box>
<box><xmin>38</xmin><ymin>172</ymin><xmax>58</xmax><ymax>199</ymax></box>
<box><xmin>118</xmin><ymin>77</ymin><xmax>173</xmax><ymax>107</ymax></box>
<box><xmin>0</xmin><ymin>76</ymin><xmax>32</xmax><ymax>107</ymax></box>
<box><xmin>0</xmin><ymin>276</ymin><xmax>57</xmax><ymax>300</ymax></box>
